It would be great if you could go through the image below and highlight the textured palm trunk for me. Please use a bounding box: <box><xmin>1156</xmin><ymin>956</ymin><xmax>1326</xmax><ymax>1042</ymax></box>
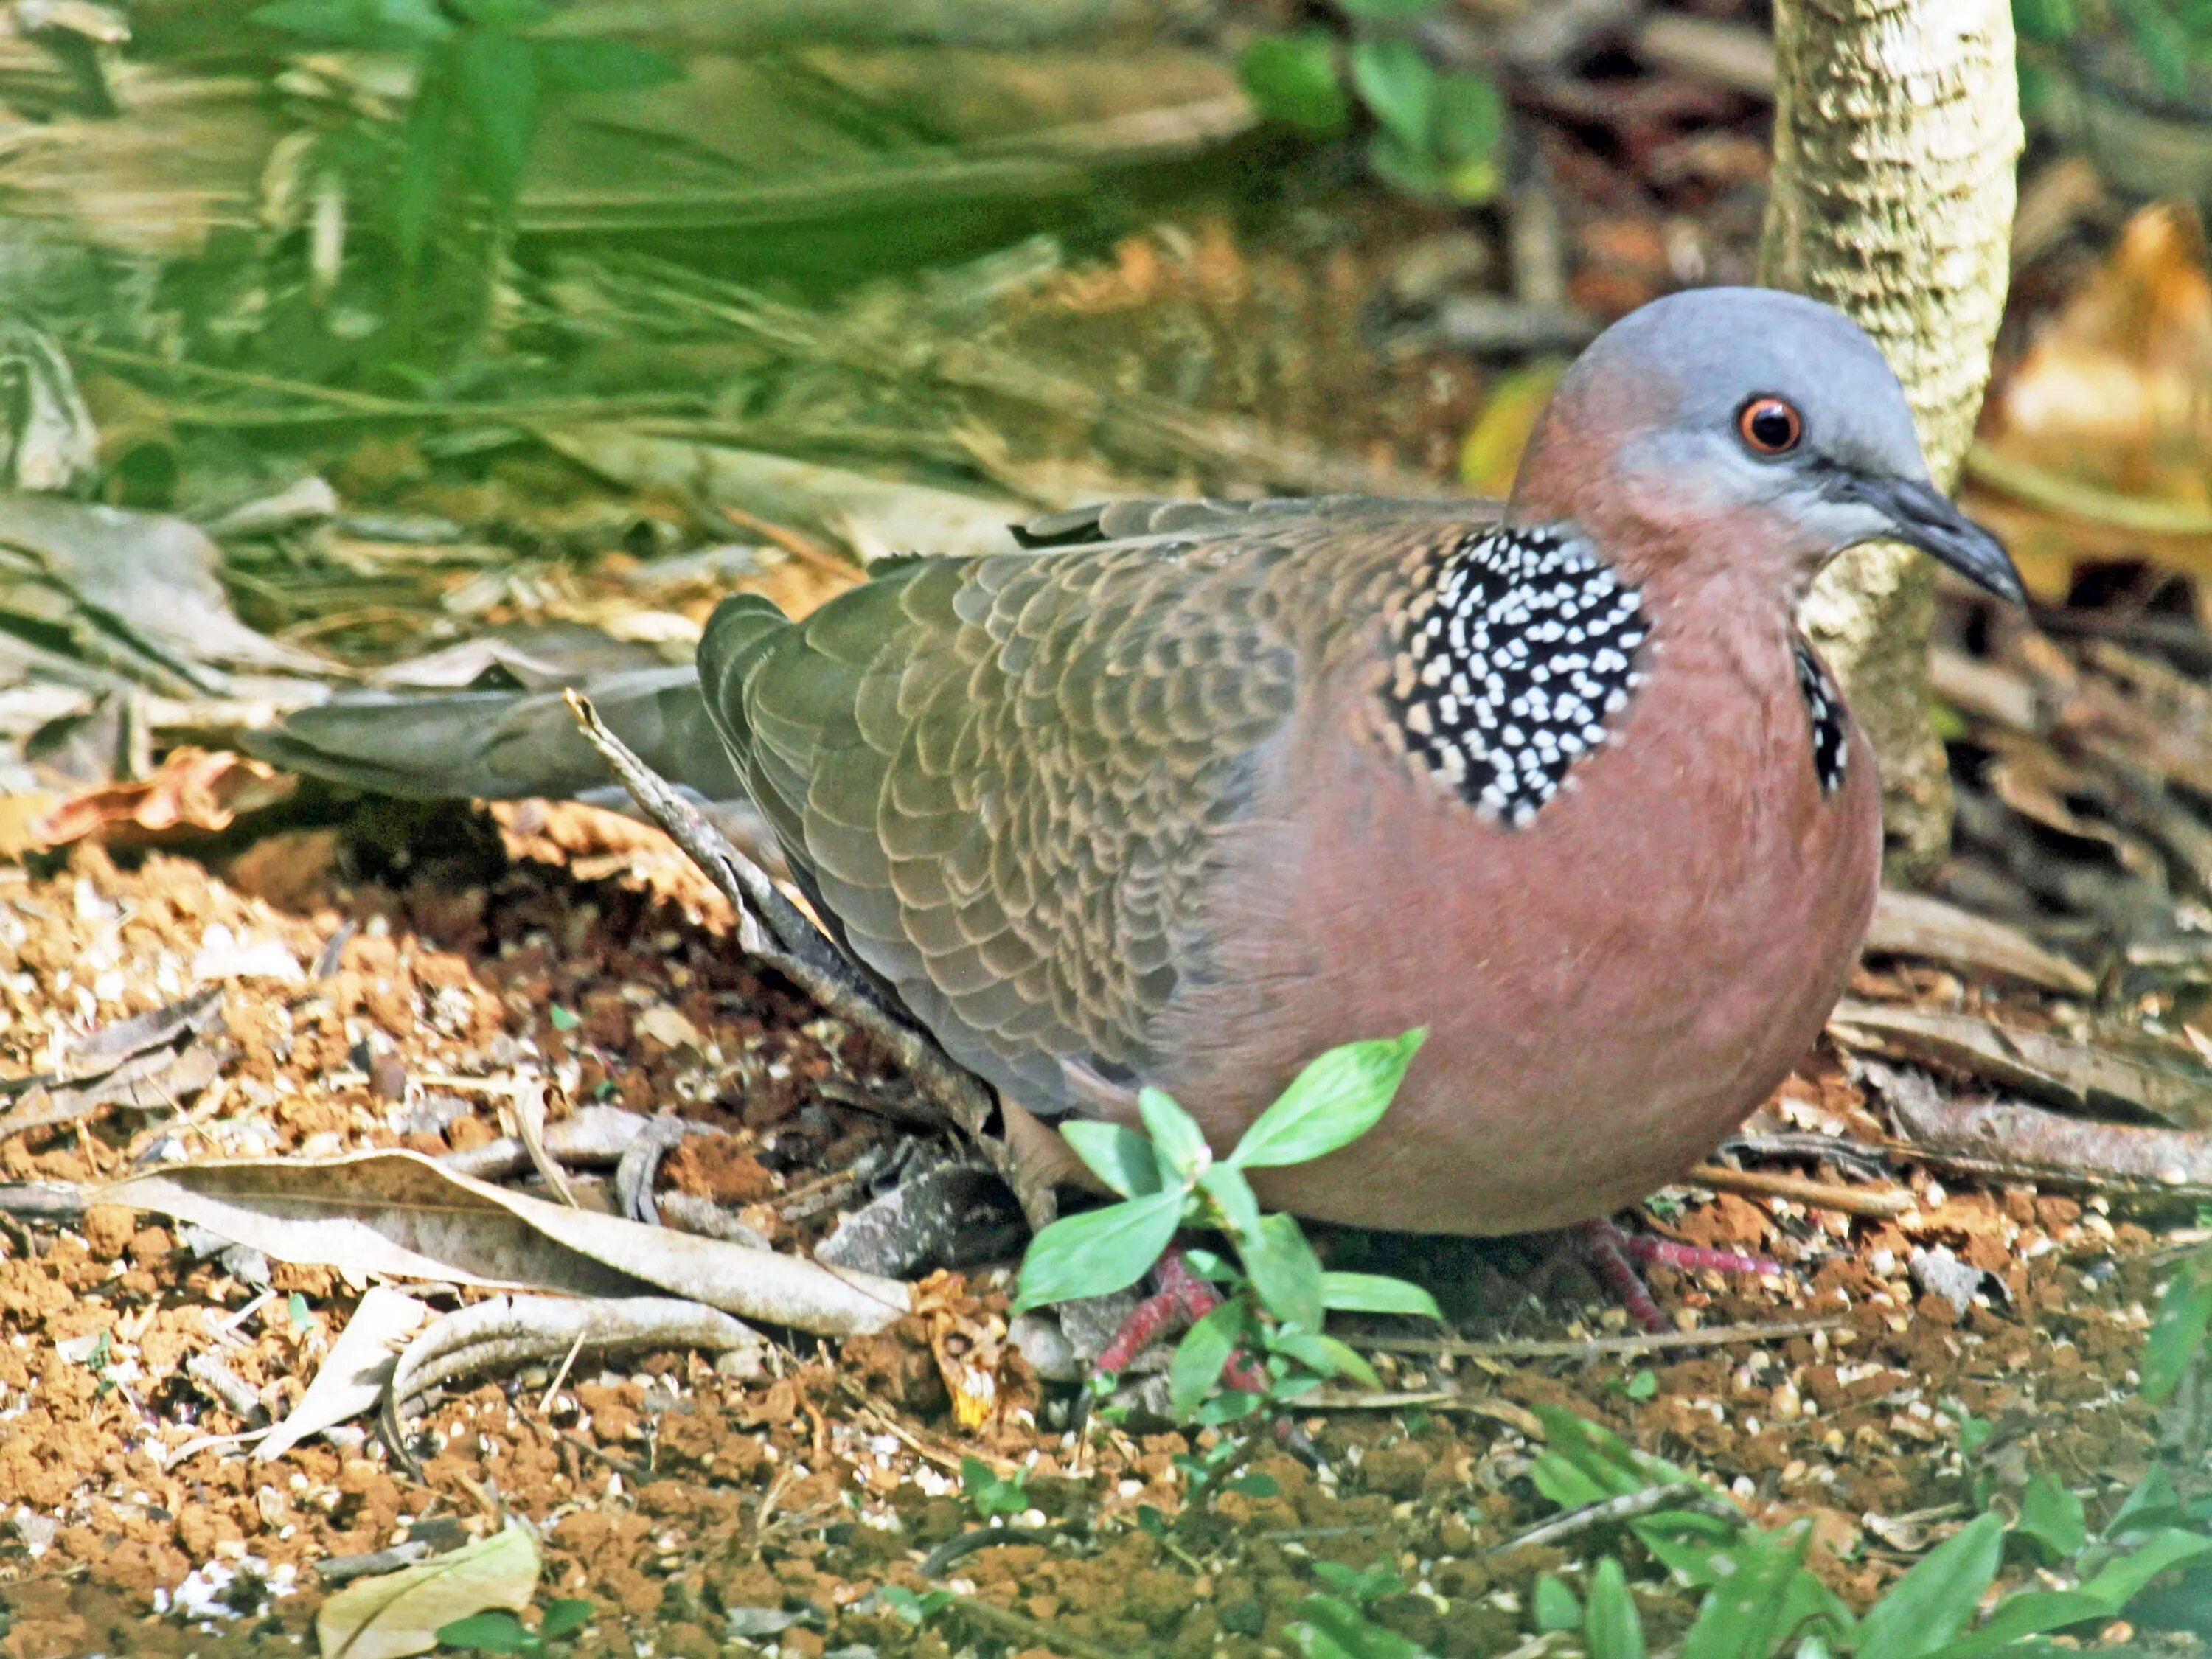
<box><xmin>1759</xmin><ymin>0</ymin><xmax>2020</xmax><ymax>880</ymax></box>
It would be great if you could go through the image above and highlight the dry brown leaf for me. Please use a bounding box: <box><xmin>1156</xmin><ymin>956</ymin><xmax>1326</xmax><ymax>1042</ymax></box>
<box><xmin>1968</xmin><ymin>201</ymin><xmax>2212</xmax><ymax>592</ymax></box>
<box><xmin>911</xmin><ymin>1269</ymin><xmax>1031</xmax><ymax>1433</ymax></box>
<box><xmin>316</xmin><ymin>1523</ymin><xmax>538</xmax><ymax>1659</ymax></box>
<box><xmin>95</xmin><ymin>1149</ymin><xmax>909</xmax><ymax>1337</ymax></box>
<box><xmin>28</xmin><ymin>747</ymin><xmax>293</xmax><ymax>848</ymax></box>
<box><xmin>1830</xmin><ymin>999</ymin><xmax>2212</xmax><ymax>1130</ymax></box>
<box><xmin>257</xmin><ymin>1285</ymin><xmax>430</xmax><ymax>1463</ymax></box>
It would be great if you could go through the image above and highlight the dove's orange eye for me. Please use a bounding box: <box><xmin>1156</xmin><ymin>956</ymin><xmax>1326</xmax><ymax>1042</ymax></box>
<box><xmin>1737</xmin><ymin>396</ymin><xmax>1804</xmax><ymax>456</ymax></box>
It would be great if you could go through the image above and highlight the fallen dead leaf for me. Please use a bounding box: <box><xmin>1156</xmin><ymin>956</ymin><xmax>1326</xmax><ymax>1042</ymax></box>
<box><xmin>96</xmin><ymin>1149</ymin><xmax>911</xmax><ymax>1336</ymax></box>
<box><xmin>316</xmin><ymin>1522</ymin><xmax>539</xmax><ymax>1659</ymax></box>
<box><xmin>28</xmin><ymin>747</ymin><xmax>293</xmax><ymax>848</ymax></box>
<box><xmin>1968</xmin><ymin>201</ymin><xmax>2212</xmax><ymax>595</ymax></box>
<box><xmin>257</xmin><ymin>1285</ymin><xmax>431</xmax><ymax>1463</ymax></box>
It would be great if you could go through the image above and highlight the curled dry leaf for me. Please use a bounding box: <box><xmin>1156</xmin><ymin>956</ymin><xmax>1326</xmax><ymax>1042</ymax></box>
<box><xmin>911</xmin><ymin>1270</ymin><xmax>1032</xmax><ymax>1433</ymax></box>
<box><xmin>316</xmin><ymin>1522</ymin><xmax>539</xmax><ymax>1659</ymax></box>
<box><xmin>256</xmin><ymin>1285</ymin><xmax>430</xmax><ymax>1462</ymax></box>
<box><xmin>94</xmin><ymin>1149</ymin><xmax>909</xmax><ymax>1336</ymax></box>
<box><xmin>1830</xmin><ymin>999</ymin><xmax>2212</xmax><ymax>1131</ymax></box>
<box><xmin>387</xmin><ymin>1293</ymin><xmax>757</xmax><ymax>1427</ymax></box>
<box><xmin>27</xmin><ymin>747</ymin><xmax>293</xmax><ymax>849</ymax></box>
<box><xmin>1861</xmin><ymin>889</ymin><xmax>2094</xmax><ymax>996</ymax></box>
<box><xmin>0</xmin><ymin>985</ymin><xmax>224</xmax><ymax>1142</ymax></box>
<box><xmin>1873</xmin><ymin>1060</ymin><xmax>2212</xmax><ymax>1195</ymax></box>
<box><xmin>1966</xmin><ymin>201</ymin><xmax>2212</xmax><ymax>594</ymax></box>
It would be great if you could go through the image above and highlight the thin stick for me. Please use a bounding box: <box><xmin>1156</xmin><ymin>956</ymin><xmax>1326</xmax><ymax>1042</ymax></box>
<box><xmin>1357</xmin><ymin>1315</ymin><xmax>1846</xmax><ymax>1361</ymax></box>
<box><xmin>1688</xmin><ymin>1161</ymin><xmax>1913</xmax><ymax>1218</ymax></box>
<box><xmin>564</xmin><ymin>691</ymin><xmax>991</xmax><ymax>1138</ymax></box>
<box><xmin>943</xmin><ymin>1593</ymin><xmax>1136</xmax><ymax>1659</ymax></box>
<box><xmin>1487</xmin><ymin>1481</ymin><xmax>1741</xmax><ymax>1556</ymax></box>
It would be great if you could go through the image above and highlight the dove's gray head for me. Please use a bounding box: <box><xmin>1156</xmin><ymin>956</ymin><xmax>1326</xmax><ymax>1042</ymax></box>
<box><xmin>1512</xmin><ymin>286</ymin><xmax>2022</xmax><ymax>602</ymax></box>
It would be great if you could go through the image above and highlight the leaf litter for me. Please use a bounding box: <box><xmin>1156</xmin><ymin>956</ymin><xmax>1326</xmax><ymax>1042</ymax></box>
<box><xmin>0</xmin><ymin>30</ymin><xmax>2210</xmax><ymax>1659</ymax></box>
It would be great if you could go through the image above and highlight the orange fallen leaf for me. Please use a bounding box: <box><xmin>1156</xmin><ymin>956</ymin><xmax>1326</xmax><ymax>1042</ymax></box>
<box><xmin>1968</xmin><ymin>200</ymin><xmax>2212</xmax><ymax>594</ymax></box>
<box><xmin>28</xmin><ymin>748</ymin><xmax>293</xmax><ymax>849</ymax></box>
<box><xmin>911</xmin><ymin>1269</ymin><xmax>1033</xmax><ymax>1434</ymax></box>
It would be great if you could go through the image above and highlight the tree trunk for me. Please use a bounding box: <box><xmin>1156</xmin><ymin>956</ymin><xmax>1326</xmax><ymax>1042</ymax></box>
<box><xmin>1760</xmin><ymin>0</ymin><xmax>2020</xmax><ymax>882</ymax></box>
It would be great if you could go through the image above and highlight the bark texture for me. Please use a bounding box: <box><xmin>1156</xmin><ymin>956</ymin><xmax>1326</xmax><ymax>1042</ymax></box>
<box><xmin>1760</xmin><ymin>0</ymin><xmax>2020</xmax><ymax>880</ymax></box>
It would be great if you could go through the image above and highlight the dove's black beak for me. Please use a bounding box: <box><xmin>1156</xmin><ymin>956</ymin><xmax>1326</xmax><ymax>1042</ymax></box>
<box><xmin>1848</xmin><ymin>473</ymin><xmax>2025</xmax><ymax>602</ymax></box>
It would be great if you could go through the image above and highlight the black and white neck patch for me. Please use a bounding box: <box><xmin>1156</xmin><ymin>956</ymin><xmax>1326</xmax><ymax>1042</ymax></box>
<box><xmin>1383</xmin><ymin>526</ymin><xmax>1647</xmax><ymax>827</ymax></box>
<box><xmin>1792</xmin><ymin>635</ymin><xmax>1848</xmax><ymax>796</ymax></box>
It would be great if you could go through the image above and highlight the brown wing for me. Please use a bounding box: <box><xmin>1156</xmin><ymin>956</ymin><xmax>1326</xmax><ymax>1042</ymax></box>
<box><xmin>698</xmin><ymin>497</ymin><xmax>1486</xmax><ymax>1113</ymax></box>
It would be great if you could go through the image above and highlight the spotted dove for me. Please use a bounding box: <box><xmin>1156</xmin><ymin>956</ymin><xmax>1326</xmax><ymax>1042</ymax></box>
<box><xmin>695</xmin><ymin>287</ymin><xmax>2018</xmax><ymax>1238</ymax></box>
<box><xmin>254</xmin><ymin>287</ymin><xmax>2018</xmax><ymax>1245</ymax></box>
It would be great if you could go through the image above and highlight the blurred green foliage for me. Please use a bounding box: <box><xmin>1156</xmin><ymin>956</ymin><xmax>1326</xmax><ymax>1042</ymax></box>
<box><xmin>251</xmin><ymin>0</ymin><xmax>675</xmax><ymax>337</ymax></box>
<box><xmin>1239</xmin><ymin>0</ymin><xmax>1503</xmax><ymax>203</ymax></box>
<box><xmin>2017</xmin><ymin>0</ymin><xmax>2212</xmax><ymax>98</ymax></box>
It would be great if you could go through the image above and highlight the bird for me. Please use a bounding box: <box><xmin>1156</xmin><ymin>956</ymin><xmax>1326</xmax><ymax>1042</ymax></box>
<box><xmin>693</xmin><ymin>286</ymin><xmax>2018</xmax><ymax>1248</ymax></box>
<box><xmin>250</xmin><ymin>287</ymin><xmax>2019</xmax><ymax>1310</ymax></box>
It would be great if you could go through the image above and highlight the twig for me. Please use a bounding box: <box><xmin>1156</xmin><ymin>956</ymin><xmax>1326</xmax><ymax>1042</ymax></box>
<box><xmin>565</xmin><ymin>691</ymin><xmax>991</xmax><ymax>1139</ymax></box>
<box><xmin>1688</xmin><ymin>1162</ymin><xmax>1913</xmax><ymax>1218</ymax></box>
<box><xmin>1487</xmin><ymin>1481</ymin><xmax>1740</xmax><ymax>1557</ymax></box>
<box><xmin>314</xmin><ymin>1543</ymin><xmax>433</xmax><ymax>1583</ymax></box>
<box><xmin>1357</xmin><ymin>1315</ymin><xmax>1846</xmax><ymax>1361</ymax></box>
<box><xmin>943</xmin><ymin>1592</ymin><xmax>1137</xmax><ymax>1659</ymax></box>
<box><xmin>185</xmin><ymin>1352</ymin><xmax>267</xmax><ymax>1426</ymax></box>
<box><xmin>921</xmin><ymin>1523</ymin><xmax>1079</xmax><ymax>1578</ymax></box>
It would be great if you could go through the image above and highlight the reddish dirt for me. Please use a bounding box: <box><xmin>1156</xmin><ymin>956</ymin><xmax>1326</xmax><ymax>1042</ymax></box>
<box><xmin>0</xmin><ymin>820</ymin><xmax>2186</xmax><ymax>1659</ymax></box>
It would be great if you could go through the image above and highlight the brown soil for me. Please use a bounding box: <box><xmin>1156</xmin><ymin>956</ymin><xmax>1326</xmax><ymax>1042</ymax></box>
<box><xmin>0</xmin><ymin>819</ymin><xmax>2186</xmax><ymax>1659</ymax></box>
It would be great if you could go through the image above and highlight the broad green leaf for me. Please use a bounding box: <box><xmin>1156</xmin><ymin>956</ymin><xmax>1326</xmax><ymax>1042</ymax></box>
<box><xmin>1274</xmin><ymin>1329</ymin><xmax>1379</xmax><ymax>1387</ymax></box>
<box><xmin>1182</xmin><ymin>1246</ymin><xmax>1236</xmax><ymax>1281</ymax></box>
<box><xmin>1062</xmin><ymin>1121</ymin><xmax>1163</xmax><ymax>1200</ymax></box>
<box><xmin>1529</xmin><ymin>1406</ymin><xmax>1694</xmax><ymax>1507</ymax></box>
<box><xmin>1857</xmin><ymin>1513</ymin><xmax>2005</xmax><ymax>1659</ymax></box>
<box><xmin>2073</xmin><ymin>1526</ymin><xmax>2212</xmax><ymax>1607</ymax></box>
<box><xmin>1012</xmin><ymin>1192</ymin><xmax>1183</xmax><ymax>1312</ymax></box>
<box><xmin>1534</xmin><ymin>1574</ymin><xmax>1582</xmax><ymax>1632</ymax></box>
<box><xmin>435</xmin><ymin>1610</ymin><xmax>537</xmax><ymax>1655</ymax></box>
<box><xmin>450</xmin><ymin>0</ymin><xmax>549</xmax><ymax>23</ymax></box>
<box><xmin>1349</xmin><ymin>38</ymin><xmax>1433</xmax><ymax>150</ymax></box>
<box><xmin>2011</xmin><ymin>0</ymin><xmax>2076</xmax><ymax>43</ymax></box>
<box><xmin>1225</xmin><ymin>1472</ymin><xmax>1279</xmax><ymax>1498</ymax></box>
<box><xmin>1320</xmin><ymin>1271</ymin><xmax>1441</xmax><ymax>1320</ymax></box>
<box><xmin>392</xmin><ymin>52</ymin><xmax>459</xmax><ymax>265</ymax></box>
<box><xmin>1244</xmin><ymin>1211</ymin><xmax>1326</xmax><ymax>1331</ymax></box>
<box><xmin>1230</xmin><ymin>1032</ymin><xmax>1425</xmax><ymax>1170</ymax></box>
<box><xmin>1194</xmin><ymin>1388</ymin><xmax>1263</xmax><ymax>1427</ymax></box>
<box><xmin>2141</xmin><ymin>1251</ymin><xmax>2212</xmax><ymax>1403</ymax></box>
<box><xmin>2104</xmin><ymin>1466</ymin><xmax>2183</xmax><ymax>1540</ymax></box>
<box><xmin>1920</xmin><ymin>1590</ymin><xmax>2110</xmax><ymax>1659</ymax></box>
<box><xmin>2014</xmin><ymin>1472</ymin><xmax>2086</xmax><ymax>1560</ymax></box>
<box><xmin>1636</xmin><ymin>1511</ymin><xmax>1749</xmax><ymax>1590</ymax></box>
<box><xmin>1138</xmin><ymin>1086</ymin><xmax>1211</xmax><ymax>1185</ymax></box>
<box><xmin>1169</xmin><ymin>1302</ymin><xmax>1245</xmax><ymax>1420</ymax></box>
<box><xmin>1680</xmin><ymin>1524</ymin><xmax>1815</xmax><ymax>1659</ymax></box>
<box><xmin>1293</xmin><ymin>1595</ymin><xmax>1428</xmax><ymax>1659</ymax></box>
<box><xmin>455</xmin><ymin>27</ymin><xmax>542</xmax><ymax>214</ymax></box>
<box><xmin>538</xmin><ymin>1599</ymin><xmax>593</xmax><ymax>1639</ymax></box>
<box><xmin>1586</xmin><ymin>1559</ymin><xmax>1645</xmax><ymax>1659</ymax></box>
<box><xmin>1367</xmin><ymin>129</ymin><xmax>1443</xmax><ymax>196</ymax></box>
<box><xmin>251</xmin><ymin>0</ymin><xmax>453</xmax><ymax>45</ymax></box>
<box><xmin>1240</xmin><ymin>32</ymin><xmax>1352</xmax><ymax>136</ymax></box>
<box><xmin>1431</xmin><ymin>72</ymin><xmax>1503</xmax><ymax>167</ymax></box>
<box><xmin>1199</xmin><ymin>1164</ymin><xmax>1264</xmax><ymax>1242</ymax></box>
